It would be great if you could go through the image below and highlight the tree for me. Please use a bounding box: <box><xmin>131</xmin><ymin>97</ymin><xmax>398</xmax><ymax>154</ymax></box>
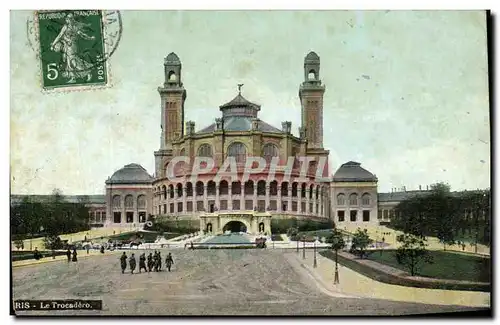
<box><xmin>395</xmin><ymin>233</ymin><xmax>433</xmax><ymax>276</ymax></box>
<box><xmin>327</xmin><ymin>229</ymin><xmax>345</xmax><ymax>284</ymax></box>
<box><xmin>287</xmin><ymin>226</ymin><xmax>298</xmax><ymax>238</ymax></box>
<box><xmin>14</xmin><ymin>239</ymin><xmax>24</xmax><ymax>250</ymax></box>
<box><xmin>43</xmin><ymin>235</ymin><xmax>63</xmax><ymax>251</ymax></box>
<box><xmin>350</xmin><ymin>228</ymin><xmax>372</xmax><ymax>259</ymax></box>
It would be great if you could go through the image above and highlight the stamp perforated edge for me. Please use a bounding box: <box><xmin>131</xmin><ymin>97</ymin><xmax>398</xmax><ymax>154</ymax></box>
<box><xmin>28</xmin><ymin>10</ymin><xmax>121</xmax><ymax>94</ymax></box>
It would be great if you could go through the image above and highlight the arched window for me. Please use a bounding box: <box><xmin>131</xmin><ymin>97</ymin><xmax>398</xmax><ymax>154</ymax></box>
<box><xmin>228</xmin><ymin>142</ymin><xmax>246</xmax><ymax>163</ymax></box>
<box><xmin>232</xmin><ymin>181</ymin><xmax>241</xmax><ymax>195</ymax></box>
<box><xmin>112</xmin><ymin>195</ymin><xmax>121</xmax><ymax>208</ymax></box>
<box><xmin>197</xmin><ymin>144</ymin><xmax>213</xmax><ymax>157</ymax></box>
<box><xmin>162</xmin><ymin>185</ymin><xmax>167</xmax><ymax>200</ymax></box>
<box><xmin>219</xmin><ymin>180</ymin><xmax>229</xmax><ymax>195</ymax></box>
<box><xmin>244</xmin><ymin>180</ymin><xmax>254</xmax><ymax>195</ymax></box>
<box><xmin>137</xmin><ymin>195</ymin><xmax>146</xmax><ymax>209</ymax></box>
<box><xmin>309</xmin><ymin>184</ymin><xmax>314</xmax><ymax>199</ymax></box>
<box><xmin>292</xmin><ymin>182</ymin><xmax>298</xmax><ymax>197</ymax></box>
<box><xmin>195</xmin><ymin>181</ymin><xmax>204</xmax><ymax>196</ymax></box>
<box><xmin>186</xmin><ymin>182</ymin><xmax>193</xmax><ymax>197</ymax></box>
<box><xmin>349</xmin><ymin>193</ymin><xmax>358</xmax><ymax>206</ymax></box>
<box><xmin>337</xmin><ymin>193</ymin><xmax>345</xmax><ymax>205</ymax></box>
<box><xmin>176</xmin><ymin>183</ymin><xmax>183</xmax><ymax>197</ymax></box>
<box><xmin>270</xmin><ymin>181</ymin><xmax>278</xmax><ymax>196</ymax></box>
<box><xmin>179</xmin><ymin>148</ymin><xmax>186</xmax><ymax>156</ymax></box>
<box><xmin>362</xmin><ymin>193</ymin><xmax>371</xmax><ymax>206</ymax></box>
<box><xmin>262</xmin><ymin>143</ymin><xmax>279</xmax><ymax>162</ymax></box>
<box><xmin>169</xmin><ymin>184</ymin><xmax>174</xmax><ymax>199</ymax></box>
<box><xmin>301</xmin><ymin>183</ymin><xmax>306</xmax><ymax>198</ymax></box>
<box><xmin>308</xmin><ymin>69</ymin><xmax>316</xmax><ymax>80</ymax></box>
<box><xmin>316</xmin><ymin>185</ymin><xmax>320</xmax><ymax>200</ymax></box>
<box><xmin>168</xmin><ymin>71</ymin><xmax>176</xmax><ymax>81</ymax></box>
<box><xmin>257</xmin><ymin>180</ymin><xmax>266</xmax><ymax>196</ymax></box>
<box><xmin>207</xmin><ymin>181</ymin><xmax>216</xmax><ymax>196</ymax></box>
<box><xmin>125</xmin><ymin>195</ymin><xmax>134</xmax><ymax>209</ymax></box>
<box><xmin>281</xmin><ymin>182</ymin><xmax>289</xmax><ymax>197</ymax></box>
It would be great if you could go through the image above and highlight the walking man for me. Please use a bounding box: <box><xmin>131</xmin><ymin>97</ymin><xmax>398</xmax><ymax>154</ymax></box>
<box><xmin>120</xmin><ymin>252</ymin><xmax>127</xmax><ymax>274</ymax></box>
<box><xmin>71</xmin><ymin>248</ymin><xmax>78</xmax><ymax>262</ymax></box>
<box><xmin>147</xmin><ymin>252</ymin><xmax>153</xmax><ymax>272</ymax></box>
<box><xmin>165</xmin><ymin>252</ymin><xmax>174</xmax><ymax>272</ymax></box>
<box><xmin>66</xmin><ymin>248</ymin><xmax>71</xmax><ymax>262</ymax></box>
<box><xmin>129</xmin><ymin>253</ymin><xmax>137</xmax><ymax>274</ymax></box>
<box><xmin>139</xmin><ymin>253</ymin><xmax>147</xmax><ymax>273</ymax></box>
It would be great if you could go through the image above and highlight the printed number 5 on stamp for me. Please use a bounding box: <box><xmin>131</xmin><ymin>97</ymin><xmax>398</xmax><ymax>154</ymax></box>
<box><xmin>34</xmin><ymin>10</ymin><xmax>121</xmax><ymax>91</ymax></box>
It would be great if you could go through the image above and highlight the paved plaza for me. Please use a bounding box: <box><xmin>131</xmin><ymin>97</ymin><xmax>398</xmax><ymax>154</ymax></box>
<box><xmin>12</xmin><ymin>249</ymin><xmax>487</xmax><ymax>316</ymax></box>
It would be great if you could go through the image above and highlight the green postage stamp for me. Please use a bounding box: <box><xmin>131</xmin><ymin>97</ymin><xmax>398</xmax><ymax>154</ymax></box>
<box><xmin>29</xmin><ymin>10</ymin><xmax>122</xmax><ymax>91</ymax></box>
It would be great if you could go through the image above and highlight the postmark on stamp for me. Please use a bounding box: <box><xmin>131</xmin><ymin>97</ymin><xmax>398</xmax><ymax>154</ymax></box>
<box><xmin>27</xmin><ymin>10</ymin><xmax>122</xmax><ymax>91</ymax></box>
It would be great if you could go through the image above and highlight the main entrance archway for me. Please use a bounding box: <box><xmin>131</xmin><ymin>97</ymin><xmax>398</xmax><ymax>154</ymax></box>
<box><xmin>223</xmin><ymin>221</ymin><xmax>247</xmax><ymax>233</ymax></box>
<box><xmin>199</xmin><ymin>212</ymin><xmax>272</xmax><ymax>235</ymax></box>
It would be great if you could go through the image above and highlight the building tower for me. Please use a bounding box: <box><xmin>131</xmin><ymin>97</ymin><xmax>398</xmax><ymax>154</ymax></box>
<box><xmin>158</xmin><ymin>52</ymin><xmax>187</xmax><ymax>149</ymax></box>
<box><xmin>299</xmin><ymin>51</ymin><xmax>326</xmax><ymax>149</ymax></box>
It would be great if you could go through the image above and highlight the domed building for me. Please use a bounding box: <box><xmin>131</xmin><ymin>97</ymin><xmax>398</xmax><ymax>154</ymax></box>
<box><xmin>105</xmin><ymin>163</ymin><xmax>154</xmax><ymax>226</ymax></box>
<box><xmin>102</xmin><ymin>51</ymin><xmax>383</xmax><ymax>233</ymax></box>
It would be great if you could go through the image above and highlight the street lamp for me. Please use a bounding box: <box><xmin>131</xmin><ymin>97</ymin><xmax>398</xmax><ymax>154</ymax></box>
<box><xmin>313</xmin><ymin>240</ymin><xmax>317</xmax><ymax>268</ymax></box>
<box><xmin>296</xmin><ymin>236</ymin><xmax>299</xmax><ymax>253</ymax></box>
<box><xmin>334</xmin><ymin>251</ymin><xmax>340</xmax><ymax>284</ymax></box>
<box><xmin>302</xmin><ymin>236</ymin><xmax>306</xmax><ymax>260</ymax></box>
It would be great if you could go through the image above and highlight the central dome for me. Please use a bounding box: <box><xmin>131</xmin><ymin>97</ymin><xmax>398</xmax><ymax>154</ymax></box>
<box><xmin>219</xmin><ymin>93</ymin><xmax>261</xmax><ymax>118</ymax></box>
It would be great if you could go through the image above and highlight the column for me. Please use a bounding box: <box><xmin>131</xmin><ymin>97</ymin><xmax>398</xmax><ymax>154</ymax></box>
<box><xmin>203</xmin><ymin>185</ymin><xmax>208</xmax><ymax>212</ymax></box>
<box><xmin>252</xmin><ymin>184</ymin><xmax>257</xmax><ymax>211</ymax></box>
<box><xmin>265</xmin><ymin>186</ymin><xmax>270</xmax><ymax>211</ymax></box>
<box><xmin>192</xmin><ymin>189</ymin><xmax>196</xmax><ymax>213</ymax></box>
<box><xmin>319</xmin><ymin>190</ymin><xmax>323</xmax><ymax>217</ymax></box>
<box><xmin>182</xmin><ymin>186</ymin><xmax>187</xmax><ymax>215</ymax></box>
<box><xmin>306</xmin><ymin>189</ymin><xmax>310</xmax><ymax>215</ymax></box>
<box><xmin>215</xmin><ymin>185</ymin><xmax>220</xmax><ymax>210</ymax></box>
<box><xmin>165</xmin><ymin>188</ymin><xmax>169</xmax><ymax>215</ymax></box>
<box><xmin>134</xmin><ymin>196</ymin><xmax>138</xmax><ymax>224</ymax></box>
<box><xmin>228</xmin><ymin>185</ymin><xmax>233</xmax><ymax>210</ymax></box>
<box><xmin>240</xmin><ymin>183</ymin><xmax>245</xmax><ymax>210</ymax></box>
<box><xmin>277</xmin><ymin>187</ymin><xmax>282</xmax><ymax>213</ymax></box>
<box><xmin>174</xmin><ymin>189</ymin><xmax>178</xmax><ymax>213</ymax></box>
<box><xmin>121</xmin><ymin>198</ymin><xmax>126</xmax><ymax>226</ymax></box>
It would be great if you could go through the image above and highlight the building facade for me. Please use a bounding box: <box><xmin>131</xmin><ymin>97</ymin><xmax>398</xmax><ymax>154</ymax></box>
<box><xmin>100</xmin><ymin>51</ymin><xmax>386</xmax><ymax>233</ymax></box>
<box><xmin>13</xmin><ymin>51</ymin><xmax>467</xmax><ymax>234</ymax></box>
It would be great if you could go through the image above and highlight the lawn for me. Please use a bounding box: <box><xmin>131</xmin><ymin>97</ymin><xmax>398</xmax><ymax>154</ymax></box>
<box><xmin>366</xmin><ymin>250</ymin><xmax>490</xmax><ymax>283</ymax></box>
<box><xmin>271</xmin><ymin>234</ymin><xmax>283</xmax><ymax>241</ymax></box>
<box><xmin>297</xmin><ymin>229</ymin><xmax>335</xmax><ymax>238</ymax></box>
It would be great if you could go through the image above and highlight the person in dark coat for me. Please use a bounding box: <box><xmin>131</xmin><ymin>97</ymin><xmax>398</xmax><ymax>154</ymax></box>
<box><xmin>100</xmin><ymin>246</ymin><xmax>105</xmax><ymax>254</ymax></box>
<box><xmin>157</xmin><ymin>252</ymin><xmax>162</xmax><ymax>271</ymax></box>
<box><xmin>129</xmin><ymin>253</ymin><xmax>137</xmax><ymax>274</ymax></box>
<box><xmin>33</xmin><ymin>247</ymin><xmax>41</xmax><ymax>260</ymax></box>
<box><xmin>153</xmin><ymin>251</ymin><xmax>159</xmax><ymax>272</ymax></box>
<box><xmin>139</xmin><ymin>253</ymin><xmax>147</xmax><ymax>273</ymax></box>
<box><xmin>66</xmin><ymin>249</ymin><xmax>71</xmax><ymax>262</ymax></box>
<box><xmin>165</xmin><ymin>253</ymin><xmax>174</xmax><ymax>272</ymax></box>
<box><xmin>147</xmin><ymin>253</ymin><xmax>153</xmax><ymax>272</ymax></box>
<box><xmin>120</xmin><ymin>252</ymin><xmax>127</xmax><ymax>274</ymax></box>
<box><xmin>72</xmin><ymin>248</ymin><xmax>78</xmax><ymax>262</ymax></box>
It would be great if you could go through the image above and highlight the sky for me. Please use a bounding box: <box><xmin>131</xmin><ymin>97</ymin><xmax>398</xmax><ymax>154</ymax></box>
<box><xmin>10</xmin><ymin>10</ymin><xmax>490</xmax><ymax>195</ymax></box>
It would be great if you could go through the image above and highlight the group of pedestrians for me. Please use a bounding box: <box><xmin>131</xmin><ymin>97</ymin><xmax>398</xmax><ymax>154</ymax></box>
<box><xmin>66</xmin><ymin>248</ymin><xmax>78</xmax><ymax>262</ymax></box>
<box><xmin>120</xmin><ymin>251</ymin><xmax>174</xmax><ymax>274</ymax></box>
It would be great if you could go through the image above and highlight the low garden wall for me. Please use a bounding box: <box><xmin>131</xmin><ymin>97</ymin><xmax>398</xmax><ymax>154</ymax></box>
<box><xmin>320</xmin><ymin>250</ymin><xmax>491</xmax><ymax>292</ymax></box>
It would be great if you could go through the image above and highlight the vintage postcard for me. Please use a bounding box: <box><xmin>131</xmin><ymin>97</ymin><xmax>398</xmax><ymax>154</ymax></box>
<box><xmin>10</xmin><ymin>10</ymin><xmax>491</xmax><ymax>317</ymax></box>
